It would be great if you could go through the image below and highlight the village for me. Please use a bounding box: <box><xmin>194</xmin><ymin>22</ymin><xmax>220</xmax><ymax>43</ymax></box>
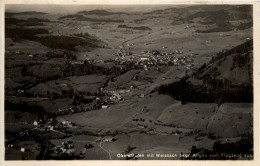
<box><xmin>68</xmin><ymin>47</ymin><xmax>196</xmax><ymax>71</ymax></box>
<box><xmin>113</xmin><ymin>48</ymin><xmax>196</xmax><ymax>70</ymax></box>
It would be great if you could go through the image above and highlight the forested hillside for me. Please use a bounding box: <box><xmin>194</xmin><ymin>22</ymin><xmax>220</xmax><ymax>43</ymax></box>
<box><xmin>156</xmin><ymin>40</ymin><xmax>253</xmax><ymax>104</ymax></box>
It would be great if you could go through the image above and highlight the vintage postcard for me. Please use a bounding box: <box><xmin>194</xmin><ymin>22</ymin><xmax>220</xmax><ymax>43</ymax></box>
<box><xmin>0</xmin><ymin>0</ymin><xmax>259</xmax><ymax>166</ymax></box>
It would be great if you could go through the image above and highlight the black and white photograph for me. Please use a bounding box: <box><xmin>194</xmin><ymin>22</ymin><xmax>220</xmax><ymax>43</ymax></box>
<box><xmin>3</xmin><ymin>2</ymin><xmax>257</xmax><ymax>162</ymax></box>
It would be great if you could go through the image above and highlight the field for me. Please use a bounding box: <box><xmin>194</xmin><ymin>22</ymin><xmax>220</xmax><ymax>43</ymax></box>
<box><xmin>29</xmin><ymin>75</ymin><xmax>108</xmax><ymax>96</ymax></box>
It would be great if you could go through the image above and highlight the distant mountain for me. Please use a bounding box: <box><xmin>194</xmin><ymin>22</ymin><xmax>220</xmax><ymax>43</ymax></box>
<box><xmin>145</xmin><ymin>5</ymin><xmax>252</xmax><ymax>16</ymax></box>
<box><xmin>5</xmin><ymin>11</ymin><xmax>47</xmax><ymax>16</ymax></box>
<box><xmin>144</xmin><ymin>7</ymin><xmax>189</xmax><ymax>15</ymax></box>
<box><xmin>77</xmin><ymin>9</ymin><xmax>129</xmax><ymax>16</ymax></box>
<box><xmin>145</xmin><ymin>5</ymin><xmax>253</xmax><ymax>32</ymax></box>
<box><xmin>187</xmin><ymin>6</ymin><xmax>252</xmax><ymax>32</ymax></box>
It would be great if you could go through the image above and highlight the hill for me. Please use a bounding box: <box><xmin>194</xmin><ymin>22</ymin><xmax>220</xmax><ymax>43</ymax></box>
<box><xmin>58</xmin><ymin>14</ymin><xmax>124</xmax><ymax>23</ymax></box>
<box><xmin>145</xmin><ymin>5</ymin><xmax>252</xmax><ymax>32</ymax></box>
<box><xmin>77</xmin><ymin>9</ymin><xmax>129</xmax><ymax>16</ymax></box>
<box><xmin>6</xmin><ymin>17</ymin><xmax>50</xmax><ymax>27</ymax></box>
<box><xmin>5</xmin><ymin>11</ymin><xmax>47</xmax><ymax>17</ymax></box>
<box><xmin>196</xmin><ymin>39</ymin><xmax>253</xmax><ymax>85</ymax></box>
<box><xmin>5</xmin><ymin>27</ymin><xmax>101</xmax><ymax>51</ymax></box>
<box><xmin>156</xmin><ymin>40</ymin><xmax>253</xmax><ymax>104</ymax></box>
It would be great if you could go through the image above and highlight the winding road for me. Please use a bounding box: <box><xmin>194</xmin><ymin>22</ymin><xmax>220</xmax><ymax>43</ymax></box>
<box><xmin>121</xmin><ymin>32</ymin><xmax>152</xmax><ymax>54</ymax></box>
<box><xmin>99</xmin><ymin>142</ymin><xmax>113</xmax><ymax>160</ymax></box>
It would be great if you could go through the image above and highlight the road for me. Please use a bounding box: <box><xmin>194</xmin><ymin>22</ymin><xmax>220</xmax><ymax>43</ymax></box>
<box><xmin>99</xmin><ymin>142</ymin><xmax>112</xmax><ymax>160</ymax></box>
<box><xmin>121</xmin><ymin>32</ymin><xmax>152</xmax><ymax>54</ymax></box>
<box><xmin>37</xmin><ymin>128</ymin><xmax>66</xmax><ymax>135</ymax></box>
<box><xmin>5</xmin><ymin>124</ymin><xmax>43</xmax><ymax>142</ymax></box>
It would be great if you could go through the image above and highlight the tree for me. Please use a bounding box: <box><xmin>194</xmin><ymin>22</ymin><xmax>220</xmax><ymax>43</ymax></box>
<box><xmin>22</xmin><ymin>65</ymin><xmax>28</xmax><ymax>76</ymax></box>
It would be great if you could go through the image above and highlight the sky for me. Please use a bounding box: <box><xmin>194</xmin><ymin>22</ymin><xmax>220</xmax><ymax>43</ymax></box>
<box><xmin>5</xmin><ymin>4</ymin><xmax>182</xmax><ymax>14</ymax></box>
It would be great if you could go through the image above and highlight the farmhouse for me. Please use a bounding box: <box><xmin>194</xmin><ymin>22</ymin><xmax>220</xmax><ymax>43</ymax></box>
<box><xmin>58</xmin><ymin>83</ymin><xmax>67</xmax><ymax>88</ymax></box>
<box><xmin>140</xmin><ymin>57</ymin><xmax>148</xmax><ymax>61</ymax></box>
<box><xmin>21</xmin><ymin>147</ymin><xmax>25</xmax><ymax>152</ymax></box>
<box><xmin>7</xmin><ymin>144</ymin><xmax>14</xmax><ymax>148</ymax></box>
<box><xmin>103</xmin><ymin>138</ymin><xmax>113</xmax><ymax>142</ymax></box>
<box><xmin>62</xmin><ymin>121</ymin><xmax>72</xmax><ymax>127</ymax></box>
<box><xmin>102</xmin><ymin>105</ymin><xmax>109</xmax><ymax>109</ymax></box>
<box><xmin>139</xmin><ymin>94</ymin><xmax>145</xmax><ymax>98</ymax></box>
<box><xmin>69</xmin><ymin>60</ymin><xmax>84</xmax><ymax>65</ymax></box>
<box><xmin>103</xmin><ymin>138</ymin><xmax>116</xmax><ymax>142</ymax></box>
<box><xmin>33</xmin><ymin>121</ymin><xmax>38</xmax><ymax>126</ymax></box>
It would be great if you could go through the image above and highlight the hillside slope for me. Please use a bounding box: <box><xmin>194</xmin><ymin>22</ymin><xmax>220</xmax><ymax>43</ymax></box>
<box><xmin>157</xmin><ymin>40</ymin><xmax>253</xmax><ymax>104</ymax></box>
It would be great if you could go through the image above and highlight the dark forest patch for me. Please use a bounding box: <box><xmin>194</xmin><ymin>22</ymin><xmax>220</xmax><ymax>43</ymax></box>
<box><xmin>154</xmin><ymin>40</ymin><xmax>253</xmax><ymax>104</ymax></box>
<box><xmin>5</xmin><ymin>27</ymin><xmax>100</xmax><ymax>51</ymax></box>
<box><xmin>77</xmin><ymin>9</ymin><xmax>129</xmax><ymax>16</ymax></box>
<box><xmin>118</xmin><ymin>24</ymin><xmax>152</xmax><ymax>31</ymax></box>
<box><xmin>6</xmin><ymin>17</ymin><xmax>50</xmax><ymax>27</ymax></box>
<box><xmin>58</xmin><ymin>14</ymin><xmax>124</xmax><ymax>23</ymax></box>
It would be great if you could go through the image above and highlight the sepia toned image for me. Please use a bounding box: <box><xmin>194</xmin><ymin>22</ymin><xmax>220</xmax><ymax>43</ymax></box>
<box><xmin>3</xmin><ymin>3</ymin><xmax>255</xmax><ymax>161</ymax></box>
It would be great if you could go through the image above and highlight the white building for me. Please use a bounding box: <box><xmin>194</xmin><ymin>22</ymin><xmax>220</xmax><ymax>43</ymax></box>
<box><xmin>139</xmin><ymin>94</ymin><xmax>145</xmax><ymax>98</ymax></box>
<box><xmin>140</xmin><ymin>57</ymin><xmax>148</xmax><ymax>61</ymax></box>
<box><xmin>103</xmin><ymin>138</ymin><xmax>113</xmax><ymax>142</ymax></box>
<box><xmin>21</xmin><ymin>147</ymin><xmax>25</xmax><ymax>152</ymax></box>
<box><xmin>102</xmin><ymin>105</ymin><xmax>109</xmax><ymax>109</ymax></box>
<box><xmin>33</xmin><ymin>121</ymin><xmax>38</xmax><ymax>126</ymax></box>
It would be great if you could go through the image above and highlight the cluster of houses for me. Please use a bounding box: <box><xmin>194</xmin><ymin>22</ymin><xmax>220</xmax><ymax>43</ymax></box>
<box><xmin>68</xmin><ymin>48</ymin><xmax>195</xmax><ymax>71</ymax></box>
<box><xmin>137</xmin><ymin>124</ymin><xmax>148</xmax><ymax>129</ymax></box>
<box><xmin>54</xmin><ymin>141</ymin><xmax>76</xmax><ymax>156</ymax></box>
<box><xmin>100</xmin><ymin>86</ymin><xmax>147</xmax><ymax>109</ymax></box>
<box><xmin>31</xmin><ymin>117</ymin><xmax>73</xmax><ymax>132</ymax></box>
<box><xmin>113</xmin><ymin>48</ymin><xmax>132</xmax><ymax>57</ymax></box>
<box><xmin>32</xmin><ymin>118</ymin><xmax>55</xmax><ymax>131</ymax></box>
<box><xmin>57</xmin><ymin>101</ymin><xmax>98</xmax><ymax>116</ymax></box>
<box><xmin>69</xmin><ymin>60</ymin><xmax>85</xmax><ymax>65</ymax></box>
<box><xmin>113</xmin><ymin>49</ymin><xmax>195</xmax><ymax>70</ymax></box>
<box><xmin>60</xmin><ymin>121</ymin><xmax>73</xmax><ymax>128</ymax></box>
<box><xmin>69</xmin><ymin>58</ymin><xmax>106</xmax><ymax>65</ymax></box>
<box><xmin>141</xmin><ymin>49</ymin><xmax>184</xmax><ymax>56</ymax></box>
<box><xmin>102</xmin><ymin>88</ymin><xmax>132</xmax><ymax>105</ymax></box>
